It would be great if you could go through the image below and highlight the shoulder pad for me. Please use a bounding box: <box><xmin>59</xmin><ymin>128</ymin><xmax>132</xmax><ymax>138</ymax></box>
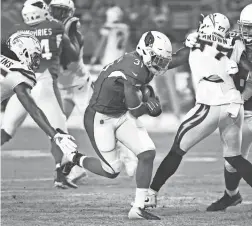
<box><xmin>121</xmin><ymin>52</ymin><xmax>150</xmax><ymax>86</ymax></box>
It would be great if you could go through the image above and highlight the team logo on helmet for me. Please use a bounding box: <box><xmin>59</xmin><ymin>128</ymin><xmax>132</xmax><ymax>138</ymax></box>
<box><xmin>144</xmin><ymin>32</ymin><xmax>155</xmax><ymax>47</ymax></box>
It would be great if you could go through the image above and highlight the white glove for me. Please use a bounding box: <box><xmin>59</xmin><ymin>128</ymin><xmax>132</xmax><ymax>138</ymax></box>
<box><xmin>53</xmin><ymin>133</ymin><xmax>77</xmax><ymax>155</ymax></box>
<box><xmin>185</xmin><ymin>32</ymin><xmax>199</xmax><ymax>48</ymax></box>
<box><xmin>226</xmin><ymin>59</ymin><xmax>239</xmax><ymax>75</ymax></box>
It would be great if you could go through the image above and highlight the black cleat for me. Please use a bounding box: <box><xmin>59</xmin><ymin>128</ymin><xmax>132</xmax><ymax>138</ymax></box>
<box><xmin>128</xmin><ymin>207</ymin><xmax>161</xmax><ymax>220</ymax></box>
<box><xmin>207</xmin><ymin>191</ymin><xmax>242</xmax><ymax>211</ymax></box>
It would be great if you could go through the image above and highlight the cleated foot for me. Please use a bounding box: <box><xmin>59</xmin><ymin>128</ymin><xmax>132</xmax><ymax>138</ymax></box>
<box><xmin>128</xmin><ymin>207</ymin><xmax>160</xmax><ymax>220</ymax></box>
<box><xmin>207</xmin><ymin>191</ymin><xmax>242</xmax><ymax>211</ymax></box>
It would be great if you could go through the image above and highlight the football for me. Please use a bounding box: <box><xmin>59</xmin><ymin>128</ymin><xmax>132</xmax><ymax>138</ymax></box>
<box><xmin>141</xmin><ymin>85</ymin><xmax>152</xmax><ymax>102</ymax></box>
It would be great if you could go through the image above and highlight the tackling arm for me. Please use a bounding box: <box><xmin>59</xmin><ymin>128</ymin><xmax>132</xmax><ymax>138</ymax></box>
<box><xmin>14</xmin><ymin>83</ymin><xmax>57</xmax><ymax>138</ymax></box>
<box><xmin>168</xmin><ymin>47</ymin><xmax>190</xmax><ymax>69</ymax></box>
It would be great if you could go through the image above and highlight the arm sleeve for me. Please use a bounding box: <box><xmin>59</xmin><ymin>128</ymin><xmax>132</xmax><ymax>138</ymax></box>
<box><xmin>231</xmin><ymin>39</ymin><xmax>246</xmax><ymax>63</ymax></box>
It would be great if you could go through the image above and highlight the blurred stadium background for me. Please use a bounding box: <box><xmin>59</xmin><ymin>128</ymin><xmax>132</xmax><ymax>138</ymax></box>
<box><xmin>1</xmin><ymin>0</ymin><xmax>251</xmax><ymax>122</ymax></box>
<box><xmin>1</xmin><ymin>1</ymin><xmax>252</xmax><ymax>225</ymax></box>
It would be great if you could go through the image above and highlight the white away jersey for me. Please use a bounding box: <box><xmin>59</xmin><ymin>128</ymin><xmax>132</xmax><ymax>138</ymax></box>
<box><xmin>0</xmin><ymin>55</ymin><xmax>36</xmax><ymax>102</ymax></box>
<box><xmin>100</xmin><ymin>22</ymin><xmax>129</xmax><ymax>66</ymax></box>
<box><xmin>189</xmin><ymin>33</ymin><xmax>245</xmax><ymax>105</ymax></box>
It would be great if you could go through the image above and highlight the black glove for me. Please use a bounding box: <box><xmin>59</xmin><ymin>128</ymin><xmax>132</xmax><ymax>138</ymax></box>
<box><xmin>145</xmin><ymin>97</ymin><xmax>162</xmax><ymax>117</ymax></box>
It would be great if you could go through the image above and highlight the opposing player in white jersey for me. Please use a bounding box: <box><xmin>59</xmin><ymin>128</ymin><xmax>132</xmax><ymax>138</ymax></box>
<box><xmin>143</xmin><ymin>13</ymin><xmax>252</xmax><ymax>208</ymax></box>
<box><xmin>90</xmin><ymin>6</ymin><xmax>129</xmax><ymax>67</ymax></box>
<box><xmin>0</xmin><ymin>32</ymin><xmax>77</xmax><ymax>157</ymax></box>
<box><xmin>0</xmin><ymin>0</ymin><xmax>80</xmax><ymax>189</ymax></box>
<box><xmin>48</xmin><ymin>0</ymin><xmax>89</xmax><ymax>186</ymax></box>
<box><xmin>206</xmin><ymin>4</ymin><xmax>252</xmax><ymax>211</ymax></box>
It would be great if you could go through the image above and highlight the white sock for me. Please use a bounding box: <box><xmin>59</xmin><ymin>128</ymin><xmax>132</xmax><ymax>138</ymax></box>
<box><xmin>148</xmin><ymin>188</ymin><xmax>158</xmax><ymax>196</ymax></box>
<box><xmin>226</xmin><ymin>188</ymin><xmax>239</xmax><ymax>197</ymax></box>
<box><xmin>133</xmin><ymin>188</ymin><xmax>148</xmax><ymax>209</ymax></box>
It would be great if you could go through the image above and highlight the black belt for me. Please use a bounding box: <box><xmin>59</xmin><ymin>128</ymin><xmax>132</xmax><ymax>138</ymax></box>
<box><xmin>203</xmin><ymin>77</ymin><xmax>224</xmax><ymax>83</ymax></box>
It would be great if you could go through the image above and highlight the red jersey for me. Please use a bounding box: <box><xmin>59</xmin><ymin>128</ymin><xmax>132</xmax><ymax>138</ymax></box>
<box><xmin>7</xmin><ymin>20</ymin><xmax>64</xmax><ymax>73</ymax></box>
<box><xmin>89</xmin><ymin>51</ymin><xmax>153</xmax><ymax>115</ymax></box>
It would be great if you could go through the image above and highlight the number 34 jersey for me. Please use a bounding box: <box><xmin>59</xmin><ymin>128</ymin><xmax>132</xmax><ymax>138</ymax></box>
<box><xmin>7</xmin><ymin>20</ymin><xmax>64</xmax><ymax>74</ymax></box>
<box><xmin>89</xmin><ymin>51</ymin><xmax>153</xmax><ymax>116</ymax></box>
<box><xmin>189</xmin><ymin>33</ymin><xmax>245</xmax><ymax>105</ymax></box>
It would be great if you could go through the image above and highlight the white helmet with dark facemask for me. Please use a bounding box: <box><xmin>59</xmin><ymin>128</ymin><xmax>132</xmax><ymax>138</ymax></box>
<box><xmin>238</xmin><ymin>4</ymin><xmax>252</xmax><ymax>45</ymax></box>
<box><xmin>198</xmin><ymin>13</ymin><xmax>230</xmax><ymax>38</ymax></box>
<box><xmin>136</xmin><ymin>31</ymin><xmax>172</xmax><ymax>76</ymax></box>
<box><xmin>7</xmin><ymin>32</ymin><xmax>42</xmax><ymax>71</ymax></box>
<box><xmin>49</xmin><ymin>0</ymin><xmax>75</xmax><ymax>22</ymax></box>
<box><xmin>22</xmin><ymin>0</ymin><xmax>51</xmax><ymax>26</ymax></box>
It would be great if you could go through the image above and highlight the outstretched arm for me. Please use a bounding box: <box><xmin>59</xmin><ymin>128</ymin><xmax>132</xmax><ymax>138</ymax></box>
<box><xmin>14</xmin><ymin>83</ymin><xmax>57</xmax><ymax>138</ymax></box>
<box><xmin>168</xmin><ymin>47</ymin><xmax>190</xmax><ymax>69</ymax></box>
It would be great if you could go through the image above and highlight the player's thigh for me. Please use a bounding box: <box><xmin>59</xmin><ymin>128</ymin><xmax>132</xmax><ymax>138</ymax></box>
<box><xmin>241</xmin><ymin>110</ymin><xmax>252</xmax><ymax>158</ymax></box>
<box><xmin>32</xmin><ymin>77</ymin><xmax>68</xmax><ymax>132</ymax></box>
<box><xmin>84</xmin><ymin>107</ymin><xmax>120</xmax><ymax>172</ymax></box>
<box><xmin>175</xmin><ymin>104</ymin><xmax>218</xmax><ymax>152</ymax></box>
<box><xmin>116</xmin><ymin>113</ymin><xmax>155</xmax><ymax>156</ymax></box>
<box><xmin>1</xmin><ymin>94</ymin><xmax>28</xmax><ymax>136</ymax></box>
<box><xmin>219</xmin><ymin>105</ymin><xmax>244</xmax><ymax>157</ymax></box>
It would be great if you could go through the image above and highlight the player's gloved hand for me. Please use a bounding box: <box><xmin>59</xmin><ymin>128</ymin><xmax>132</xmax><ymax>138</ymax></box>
<box><xmin>226</xmin><ymin>59</ymin><xmax>239</xmax><ymax>75</ymax></box>
<box><xmin>185</xmin><ymin>32</ymin><xmax>199</xmax><ymax>48</ymax></box>
<box><xmin>53</xmin><ymin>128</ymin><xmax>77</xmax><ymax>155</ymax></box>
<box><xmin>145</xmin><ymin>97</ymin><xmax>162</xmax><ymax>117</ymax></box>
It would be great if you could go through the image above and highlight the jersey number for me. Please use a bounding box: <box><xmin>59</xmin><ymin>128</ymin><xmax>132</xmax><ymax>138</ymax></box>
<box><xmin>40</xmin><ymin>34</ymin><xmax>62</xmax><ymax>60</ymax></box>
<box><xmin>40</xmin><ymin>39</ymin><xmax>52</xmax><ymax>60</ymax></box>
<box><xmin>192</xmin><ymin>39</ymin><xmax>233</xmax><ymax>60</ymax></box>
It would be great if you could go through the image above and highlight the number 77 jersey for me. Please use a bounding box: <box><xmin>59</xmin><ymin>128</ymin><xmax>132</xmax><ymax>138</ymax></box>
<box><xmin>7</xmin><ymin>20</ymin><xmax>64</xmax><ymax>73</ymax></box>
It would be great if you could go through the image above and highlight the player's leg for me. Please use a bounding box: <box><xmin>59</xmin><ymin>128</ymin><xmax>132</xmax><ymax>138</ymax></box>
<box><xmin>77</xmin><ymin>106</ymin><xmax>122</xmax><ymax>178</ymax></box>
<box><xmin>115</xmin><ymin>113</ymin><xmax>160</xmax><ymax>220</ymax></box>
<box><xmin>117</xmin><ymin>141</ymin><xmax>138</xmax><ymax>177</ymax></box>
<box><xmin>1</xmin><ymin>94</ymin><xmax>28</xmax><ymax>145</ymax></box>
<box><xmin>207</xmin><ymin>109</ymin><xmax>252</xmax><ymax>211</ymax></box>
<box><xmin>32</xmin><ymin>72</ymin><xmax>69</xmax><ymax>188</ymax></box>
<box><xmin>220</xmin><ymin>106</ymin><xmax>252</xmax><ymax>187</ymax></box>
<box><xmin>147</xmin><ymin>104</ymin><xmax>219</xmax><ymax>208</ymax></box>
<box><xmin>60</xmin><ymin>88</ymin><xmax>75</xmax><ymax>119</ymax></box>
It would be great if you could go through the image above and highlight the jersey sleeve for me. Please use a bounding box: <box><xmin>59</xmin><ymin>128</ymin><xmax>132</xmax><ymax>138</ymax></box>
<box><xmin>6</xmin><ymin>70</ymin><xmax>35</xmax><ymax>91</ymax></box>
<box><xmin>230</xmin><ymin>38</ymin><xmax>246</xmax><ymax>63</ymax></box>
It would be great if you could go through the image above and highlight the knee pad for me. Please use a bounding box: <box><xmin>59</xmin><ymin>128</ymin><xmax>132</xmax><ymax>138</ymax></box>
<box><xmin>1</xmin><ymin>129</ymin><xmax>12</xmax><ymax>145</ymax></box>
<box><xmin>170</xmin><ymin>143</ymin><xmax>186</xmax><ymax>157</ymax></box>
<box><xmin>224</xmin><ymin>160</ymin><xmax>237</xmax><ymax>173</ymax></box>
<box><xmin>101</xmin><ymin>159</ymin><xmax>123</xmax><ymax>176</ymax></box>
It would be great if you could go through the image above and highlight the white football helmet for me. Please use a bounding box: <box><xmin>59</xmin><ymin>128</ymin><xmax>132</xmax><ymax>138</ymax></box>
<box><xmin>106</xmin><ymin>6</ymin><xmax>123</xmax><ymax>24</ymax></box>
<box><xmin>238</xmin><ymin>4</ymin><xmax>252</xmax><ymax>44</ymax></box>
<box><xmin>22</xmin><ymin>0</ymin><xmax>50</xmax><ymax>25</ymax></box>
<box><xmin>49</xmin><ymin>0</ymin><xmax>75</xmax><ymax>22</ymax></box>
<box><xmin>198</xmin><ymin>13</ymin><xmax>230</xmax><ymax>38</ymax></box>
<box><xmin>7</xmin><ymin>32</ymin><xmax>42</xmax><ymax>71</ymax></box>
<box><xmin>136</xmin><ymin>31</ymin><xmax>172</xmax><ymax>76</ymax></box>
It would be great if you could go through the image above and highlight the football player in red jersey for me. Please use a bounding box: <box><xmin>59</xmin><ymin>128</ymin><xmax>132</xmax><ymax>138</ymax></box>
<box><xmin>0</xmin><ymin>0</ymin><xmax>80</xmax><ymax>189</ymax></box>
<box><xmin>49</xmin><ymin>0</ymin><xmax>90</xmax><ymax>187</ymax></box>
<box><xmin>65</xmin><ymin>31</ymin><xmax>172</xmax><ymax>220</ymax></box>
